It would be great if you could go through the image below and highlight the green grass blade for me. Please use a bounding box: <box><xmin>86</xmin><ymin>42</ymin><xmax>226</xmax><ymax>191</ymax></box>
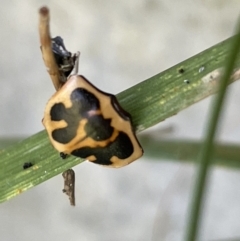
<box><xmin>118</xmin><ymin>35</ymin><xmax>240</xmax><ymax>131</ymax></box>
<box><xmin>184</xmin><ymin>22</ymin><xmax>240</xmax><ymax>241</ymax></box>
<box><xmin>140</xmin><ymin>138</ymin><xmax>240</xmax><ymax>169</ymax></box>
<box><xmin>0</xmin><ymin>131</ymin><xmax>83</xmax><ymax>202</ymax></box>
<box><xmin>1</xmin><ymin>35</ymin><xmax>240</xmax><ymax>203</ymax></box>
<box><xmin>1</xmin><ymin>137</ymin><xmax>240</xmax><ymax>169</ymax></box>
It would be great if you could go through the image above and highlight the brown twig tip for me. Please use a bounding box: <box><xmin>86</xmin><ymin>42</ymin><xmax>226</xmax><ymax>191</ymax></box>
<box><xmin>39</xmin><ymin>6</ymin><xmax>49</xmax><ymax>16</ymax></box>
<box><xmin>39</xmin><ymin>5</ymin><xmax>62</xmax><ymax>90</ymax></box>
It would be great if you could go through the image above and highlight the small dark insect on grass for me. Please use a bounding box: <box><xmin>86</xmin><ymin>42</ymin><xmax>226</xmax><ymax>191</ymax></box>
<box><xmin>178</xmin><ymin>68</ymin><xmax>185</xmax><ymax>74</ymax></box>
<box><xmin>60</xmin><ymin>152</ymin><xmax>68</xmax><ymax>159</ymax></box>
<box><xmin>23</xmin><ymin>162</ymin><xmax>33</xmax><ymax>169</ymax></box>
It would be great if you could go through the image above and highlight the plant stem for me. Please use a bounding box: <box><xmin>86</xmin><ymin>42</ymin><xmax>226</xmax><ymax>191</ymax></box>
<box><xmin>184</xmin><ymin>21</ymin><xmax>240</xmax><ymax>241</ymax></box>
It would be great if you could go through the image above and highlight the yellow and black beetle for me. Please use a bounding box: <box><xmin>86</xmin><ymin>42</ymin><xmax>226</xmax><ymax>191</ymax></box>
<box><xmin>43</xmin><ymin>74</ymin><xmax>143</xmax><ymax>167</ymax></box>
<box><xmin>42</xmin><ymin>36</ymin><xmax>143</xmax><ymax>168</ymax></box>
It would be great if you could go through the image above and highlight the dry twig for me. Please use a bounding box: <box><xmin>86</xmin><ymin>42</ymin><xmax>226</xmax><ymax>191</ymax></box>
<box><xmin>39</xmin><ymin>6</ymin><xmax>76</xmax><ymax>206</ymax></box>
<box><xmin>62</xmin><ymin>169</ymin><xmax>75</xmax><ymax>206</ymax></box>
<box><xmin>39</xmin><ymin>7</ymin><xmax>62</xmax><ymax>90</ymax></box>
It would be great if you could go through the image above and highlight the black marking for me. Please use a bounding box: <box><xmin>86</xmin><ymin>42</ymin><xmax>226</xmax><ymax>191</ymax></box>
<box><xmin>72</xmin><ymin>131</ymin><xmax>134</xmax><ymax>165</ymax></box>
<box><xmin>50</xmin><ymin>103</ymin><xmax>66</xmax><ymax>121</ymax></box>
<box><xmin>79</xmin><ymin>76</ymin><xmax>131</xmax><ymax>121</ymax></box>
<box><xmin>23</xmin><ymin>162</ymin><xmax>33</xmax><ymax>169</ymax></box>
<box><xmin>71</xmin><ymin>88</ymin><xmax>100</xmax><ymax>113</ymax></box>
<box><xmin>110</xmin><ymin>95</ymin><xmax>131</xmax><ymax>121</ymax></box>
<box><xmin>85</xmin><ymin>115</ymin><xmax>113</xmax><ymax>141</ymax></box>
<box><xmin>51</xmin><ymin>88</ymin><xmax>110</xmax><ymax>144</ymax></box>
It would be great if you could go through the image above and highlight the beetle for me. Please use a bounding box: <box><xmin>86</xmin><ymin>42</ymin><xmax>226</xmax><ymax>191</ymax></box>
<box><xmin>40</xmin><ymin>25</ymin><xmax>143</xmax><ymax>167</ymax></box>
<box><xmin>43</xmin><ymin>74</ymin><xmax>143</xmax><ymax>168</ymax></box>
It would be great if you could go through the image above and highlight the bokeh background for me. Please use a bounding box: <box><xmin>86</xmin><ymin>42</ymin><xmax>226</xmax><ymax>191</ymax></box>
<box><xmin>1</xmin><ymin>1</ymin><xmax>240</xmax><ymax>240</ymax></box>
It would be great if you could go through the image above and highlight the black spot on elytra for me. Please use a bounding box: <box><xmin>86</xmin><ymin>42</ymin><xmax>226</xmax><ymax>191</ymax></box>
<box><xmin>85</xmin><ymin>115</ymin><xmax>113</xmax><ymax>141</ymax></box>
<box><xmin>71</xmin><ymin>88</ymin><xmax>100</xmax><ymax>113</ymax></box>
<box><xmin>72</xmin><ymin>131</ymin><xmax>134</xmax><ymax>165</ymax></box>
<box><xmin>51</xmin><ymin>88</ymin><xmax>113</xmax><ymax>144</ymax></box>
